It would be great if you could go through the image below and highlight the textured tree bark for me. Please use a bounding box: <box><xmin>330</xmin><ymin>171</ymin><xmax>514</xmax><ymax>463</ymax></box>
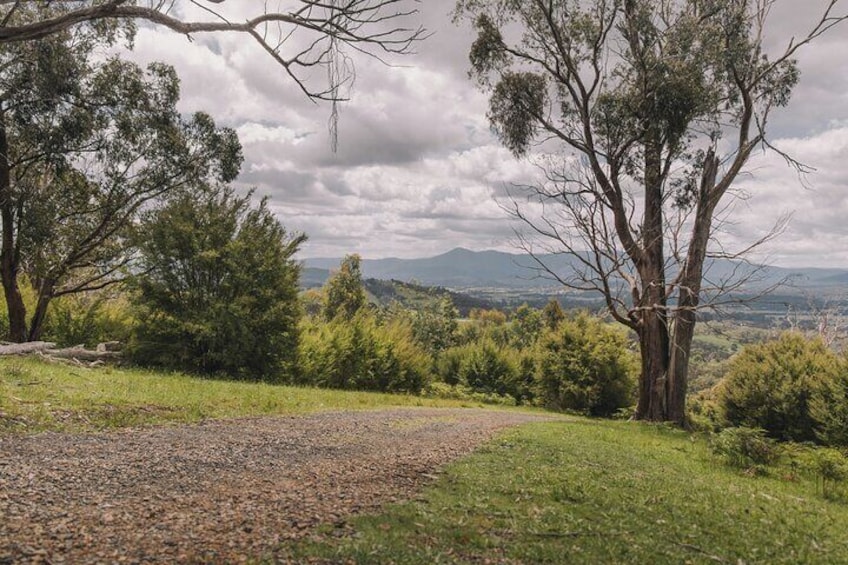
<box><xmin>27</xmin><ymin>282</ymin><xmax>54</xmax><ymax>342</ymax></box>
<box><xmin>635</xmin><ymin>135</ymin><xmax>671</xmax><ymax>421</ymax></box>
<box><xmin>0</xmin><ymin>111</ymin><xmax>28</xmax><ymax>342</ymax></box>
<box><xmin>666</xmin><ymin>151</ymin><xmax>720</xmax><ymax>425</ymax></box>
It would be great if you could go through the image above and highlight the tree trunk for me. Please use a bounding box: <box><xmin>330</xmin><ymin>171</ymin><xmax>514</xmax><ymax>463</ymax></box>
<box><xmin>637</xmin><ymin>315</ymin><xmax>670</xmax><ymax>420</ymax></box>
<box><xmin>634</xmin><ymin>134</ymin><xmax>670</xmax><ymax>421</ymax></box>
<box><xmin>28</xmin><ymin>282</ymin><xmax>54</xmax><ymax>342</ymax></box>
<box><xmin>666</xmin><ymin>151</ymin><xmax>720</xmax><ymax>424</ymax></box>
<box><xmin>0</xmin><ymin>110</ymin><xmax>27</xmax><ymax>343</ymax></box>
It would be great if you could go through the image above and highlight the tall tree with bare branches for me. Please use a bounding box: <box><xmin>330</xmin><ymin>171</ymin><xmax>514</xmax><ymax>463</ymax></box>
<box><xmin>455</xmin><ymin>0</ymin><xmax>847</xmax><ymax>423</ymax></box>
<box><xmin>0</xmin><ymin>1</ymin><xmax>425</xmax><ymax>145</ymax></box>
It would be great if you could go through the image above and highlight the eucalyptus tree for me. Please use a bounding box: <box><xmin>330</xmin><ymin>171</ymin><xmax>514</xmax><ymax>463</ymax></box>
<box><xmin>0</xmin><ymin>14</ymin><xmax>241</xmax><ymax>342</ymax></box>
<box><xmin>0</xmin><ymin>1</ymin><xmax>426</xmax><ymax>145</ymax></box>
<box><xmin>455</xmin><ymin>0</ymin><xmax>847</xmax><ymax>423</ymax></box>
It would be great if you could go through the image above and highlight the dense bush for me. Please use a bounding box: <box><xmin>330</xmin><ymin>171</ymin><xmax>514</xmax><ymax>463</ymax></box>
<box><xmin>410</xmin><ymin>298</ymin><xmax>458</xmax><ymax>355</ymax></box>
<box><xmin>536</xmin><ymin>313</ymin><xmax>636</xmax><ymax>416</ymax></box>
<box><xmin>435</xmin><ymin>340</ymin><xmax>535</xmax><ymax>402</ymax></box>
<box><xmin>130</xmin><ymin>186</ymin><xmax>304</xmax><ymax>381</ymax></box>
<box><xmin>717</xmin><ymin>333</ymin><xmax>840</xmax><ymax>442</ymax></box>
<box><xmin>298</xmin><ymin>314</ymin><xmax>430</xmax><ymax>393</ymax></box>
<box><xmin>323</xmin><ymin>254</ymin><xmax>367</xmax><ymax>321</ymax></box>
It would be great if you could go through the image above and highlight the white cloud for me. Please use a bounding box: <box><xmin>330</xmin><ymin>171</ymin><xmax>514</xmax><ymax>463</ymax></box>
<box><xmin>118</xmin><ymin>0</ymin><xmax>848</xmax><ymax>267</ymax></box>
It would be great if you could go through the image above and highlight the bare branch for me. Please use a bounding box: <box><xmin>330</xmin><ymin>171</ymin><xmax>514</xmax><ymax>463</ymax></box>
<box><xmin>0</xmin><ymin>1</ymin><xmax>426</xmax><ymax>145</ymax></box>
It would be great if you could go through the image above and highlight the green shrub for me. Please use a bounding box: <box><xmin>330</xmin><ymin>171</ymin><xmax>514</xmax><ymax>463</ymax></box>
<box><xmin>410</xmin><ymin>298</ymin><xmax>458</xmax><ymax>355</ymax></box>
<box><xmin>717</xmin><ymin>333</ymin><xmax>840</xmax><ymax>442</ymax></box>
<box><xmin>129</xmin><ymin>186</ymin><xmax>304</xmax><ymax>382</ymax></box>
<box><xmin>298</xmin><ymin>314</ymin><xmax>430</xmax><ymax>393</ymax></box>
<box><xmin>709</xmin><ymin>427</ymin><xmax>779</xmax><ymax>471</ymax></box>
<box><xmin>460</xmin><ymin>339</ymin><xmax>518</xmax><ymax>396</ymax></box>
<box><xmin>434</xmin><ymin>340</ymin><xmax>534</xmax><ymax>403</ymax></box>
<box><xmin>44</xmin><ymin>292</ymin><xmax>134</xmax><ymax>347</ymax></box>
<box><xmin>809</xmin><ymin>448</ymin><xmax>848</xmax><ymax>500</ymax></box>
<box><xmin>536</xmin><ymin>313</ymin><xmax>636</xmax><ymax>416</ymax></box>
<box><xmin>786</xmin><ymin>445</ymin><xmax>848</xmax><ymax>500</ymax></box>
<box><xmin>809</xmin><ymin>367</ymin><xmax>848</xmax><ymax>447</ymax></box>
<box><xmin>423</xmin><ymin>381</ymin><xmax>516</xmax><ymax>406</ymax></box>
<box><xmin>435</xmin><ymin>346</ymin><xmax>464</xmax><ymax>386</ymax></box>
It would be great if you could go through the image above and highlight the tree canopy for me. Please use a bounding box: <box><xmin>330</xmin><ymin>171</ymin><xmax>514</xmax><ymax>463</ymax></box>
<box><xmin>0</xmin><ymin>16</ymin><xmax>241</xmax><ymax>341</ymax></box>
<box><xmin>131</xmin><ymin>185</ymin><xmax>306</xmax><ymax>380</ymax></box>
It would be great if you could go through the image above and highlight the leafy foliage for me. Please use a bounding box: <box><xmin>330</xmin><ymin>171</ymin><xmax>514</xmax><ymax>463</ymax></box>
<box><xmin>44</xmin><ymin>292</ymin><xmax>134</xmax><ymax>348</ymax></box>
<box><xmin>709</xmin><ymin>427</ymin><xmax>779</xmax><ymax>472</ymax></box>
<box><xmin>536</xmin><ymin>313</ymin><xmax>636</xmax><ymax>416</ymax></box>
<box><xmin>809</xmin><ymin>366</ymin><xmax>848</xmax><ymax>447</ymax></box>
<box><xmin>130</xmin><ymin>186</ymin><xmax>304</xmax><ymax>381</ymax></box>
<box><xmin>298</xmin><ymin>313</ymin><xmax>430</xmax><ymax>393</ymax></box>
<box><xmin>0</xmin><ymin>11</ymin><xmax>240</xmax><ymax>341</ymax></box>
<box><xmin>410</xmin><ymin>298</ymin><xmax>459</xmax><ymax>355</ymax></box>
<box><xmin>323</xmin><ymin>254</ymin><xmax>367</xmax><ymax>321</ymax></box>
<box><xmin>718</xmin><ymin>333</ymin><xmax>840</xmax><ymax>442</ymax></box>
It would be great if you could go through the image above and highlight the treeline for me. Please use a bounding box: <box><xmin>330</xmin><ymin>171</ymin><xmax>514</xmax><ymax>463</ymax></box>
<box><xmin>25</xmin><ymin>252</ymin><xmax>637</xmax><ymax>416</ymax></box>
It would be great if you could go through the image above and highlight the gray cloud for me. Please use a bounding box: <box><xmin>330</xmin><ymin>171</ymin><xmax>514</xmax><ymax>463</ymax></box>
<box><xmin>121</xmin><ymin>0</ymin><xmax>848</xmax><ymax>267</ymax></box>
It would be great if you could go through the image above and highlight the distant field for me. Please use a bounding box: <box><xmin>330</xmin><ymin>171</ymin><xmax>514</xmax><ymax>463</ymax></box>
<box><xmin>289</xmin><ymin>420</ymin><xmax>848</xmax><ymax>564</ymax></box>
<box><xmin>0</xmin><ymin>357</ymin><xmax>475</xmax><ymax>434</ymax></box>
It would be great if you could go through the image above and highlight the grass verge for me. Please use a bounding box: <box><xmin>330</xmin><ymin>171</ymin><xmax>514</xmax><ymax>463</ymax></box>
<box><xmin>287</xmin><ymin>420</ymin><xmax>848</xmax><ymax>564</ymax></box>
<box><xmin>0</xmin><ymin>357</ymin><xmax>478</xmax><ymax>434</ymax></box>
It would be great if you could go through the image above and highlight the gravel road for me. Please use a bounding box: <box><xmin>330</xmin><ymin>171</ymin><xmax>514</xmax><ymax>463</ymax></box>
<box><xmin>0</xmin><ymin>408</ymin><xmax>549</xmax><ymax>563</ymax></box>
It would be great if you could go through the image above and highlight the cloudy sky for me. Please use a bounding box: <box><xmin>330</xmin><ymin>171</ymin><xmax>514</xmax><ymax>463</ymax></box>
<box><xmin>123</xmin><ymin>1</ymin><xmax>848</xmax><ymax>268</ymax></box>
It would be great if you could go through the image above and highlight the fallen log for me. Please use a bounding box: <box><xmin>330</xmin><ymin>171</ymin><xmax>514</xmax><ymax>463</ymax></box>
<box><xmin>44</xmin><ymin>346</ymin><xmax>121</xmax><ymax>362</ymax></box>
<box><xmin>0</xmin><ymin>340</ymin><xmax>122</xmax><ymax>366</ymax></box>
<box><xmin>0</xmin><ymin>341</ymin><xmax>56</xmax><ymax>355</ymax></box>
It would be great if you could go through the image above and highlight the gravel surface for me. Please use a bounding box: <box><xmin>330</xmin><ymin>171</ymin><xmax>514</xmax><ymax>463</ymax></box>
<box><xmin>0</xmin><ymin>408</ymin><xmax>549</xmax><ymax>563</ymax></box>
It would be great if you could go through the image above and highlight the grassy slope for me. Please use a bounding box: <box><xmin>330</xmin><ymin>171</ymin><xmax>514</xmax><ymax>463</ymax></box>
<box><xmin>289</xmin><ymin>421</ymin><xmax>848</xmax><ymax>564</ymax></box>
<box><xmin>4</xmin><ymin>357</ymin><xmax>848</xmax><ymax>563</ymax></box>
<box><xmin>0</xmin><ymin>357</ymin><xmax>472</xmax><ymax>433</ymax></box>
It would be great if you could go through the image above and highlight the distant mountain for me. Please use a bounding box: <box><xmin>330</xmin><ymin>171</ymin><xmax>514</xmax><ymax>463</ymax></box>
<box><xmin>303</xmin><ymin>247</ymin><xmax>574</xmax><ymax>289</ymax></box>
<box><xmin>302</xmin><ymin>248</ymin><xmax>848</xmax><ymax>294</ymax></box>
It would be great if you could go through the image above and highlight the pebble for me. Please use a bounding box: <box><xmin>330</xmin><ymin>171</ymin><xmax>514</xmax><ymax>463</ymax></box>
<box><xmin>0</xmin><ymin>408</ymin><xmax>550</xmax><ymax>562</ymax></box>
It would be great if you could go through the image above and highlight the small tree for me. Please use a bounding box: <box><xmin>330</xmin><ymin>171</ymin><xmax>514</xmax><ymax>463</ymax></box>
<box><xmin>510</xmin><ymin>303</ymin><xmax>543</xmax><ymax>347</ymax></box>
<box><xmin>542</xmin><ymin>299</ymin><xmax>565</xmax><ymax>331</ymax></box>
<box><xmin>411</xmin><ymin>297</ymin><xmax>459</xmax><ymax>355</ymax></box>
<box><xmin>456</xmin><ymin>0</ymin><xmax>847</xmax><ymax>423</ymax></box>
<box><xmin>131</xmin><ymin>186</ymin><xmax>305</xmax><ymax>381</ymax></box>
<box><xmin>323</xmin><ymin>254</ymin><xmax>367</xmax><ymax>321</ymax></box>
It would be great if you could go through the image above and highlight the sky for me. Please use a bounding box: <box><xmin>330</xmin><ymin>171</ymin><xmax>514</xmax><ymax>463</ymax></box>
<box><xmin>121</xmin><ymin>1</ymin><xmax>848</xmax><ymax>268</ymax></box>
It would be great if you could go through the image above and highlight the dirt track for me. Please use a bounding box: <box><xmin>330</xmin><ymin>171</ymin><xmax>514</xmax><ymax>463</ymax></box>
<box><xmin>0</xmin><ymin>408</ymin><xmax>549</xmax><ymax>563</ymax></box>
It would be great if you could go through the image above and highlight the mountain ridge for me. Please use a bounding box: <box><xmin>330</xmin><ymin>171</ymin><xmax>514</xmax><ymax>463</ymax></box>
<box><xmin>301</xmin><ymin>248</ymin><xmax>848</xmax><ymax>293</ymax></box>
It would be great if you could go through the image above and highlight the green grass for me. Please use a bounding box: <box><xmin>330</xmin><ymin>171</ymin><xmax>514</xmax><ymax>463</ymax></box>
<box><xmin>0</xmin><ymin>357</ymin><xmax>477</xmax><ymax>433</ymax></box>
<box><xmin>287</xmin><ymin>421</ymin><xmax>848</xmax><ymax>564</ymax></box>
